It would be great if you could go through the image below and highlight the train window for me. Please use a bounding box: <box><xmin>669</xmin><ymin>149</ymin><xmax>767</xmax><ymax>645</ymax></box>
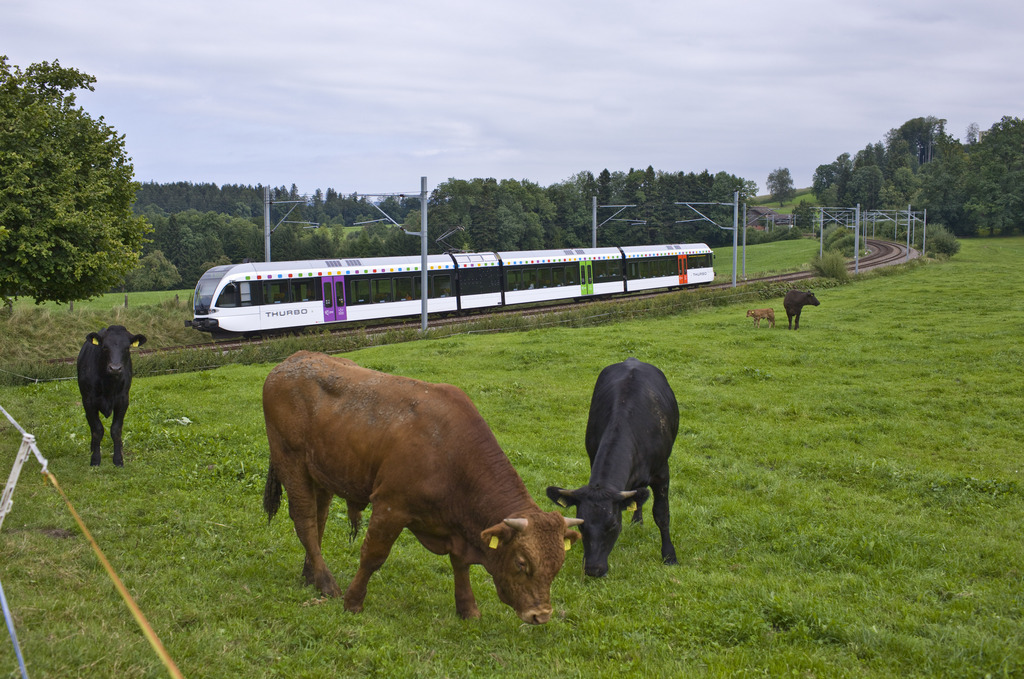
<box><xmin>266</xmin><ymin>280</ymin><xmax>289</xmax><ymax>304</ymax></box>
<box><xmin>688</xmin><ymin>253</ymin><xmax>712</xmax><ymax>269</ymax></box>
<box><xmin>214</xmin><ymin>282</ymin><xmax>235</xmax><ymax>309</ymax></box>
<box><xmin>551</xmin><ymin>266</ymin><xmax>565</xmax><ymax>287</ymax></box>
<box><xmin>239</xmin><ymin>281</ymin><xmax>257</xmax><ymax>306</ymax></box>
<box><xmin>593</xmin><ymin>260</ymin><xmax>621</xmax><ymax>282</ymax></box>
<box><xmin>395</xmin><ymin>277</ymin><xmax>415</xmax><ymax>301</ymax></box>
<box><xmin>292</xmin><ymin>279</ymin><xmax>321</xmax><ymax>303</ymax></box>
<box><xmin>349</xmin><ymin>279</ymin><xmax>370</xmax><ymax>305</ymax></box>
<box><xmin>371</xmin><ymin>278</ymin><xmax>393</xmax><ymax>303</ymax></box>
<box><xmin>565</xmin><ymin>266</ymin><xmax>579</xmax><ymax>285</ymax></box>
<box><xmin>506</xmin><ymin>269</ymin><xmax>522</xmax><ymax>291</ymax></box>
<box><xmin>323</xmin><ymin>281</ymin><xmax>333</xmax><ymax>307</ymax></box>
<box><xmin>537</xmin><ymin>267</ymin><xmax>552</xmax><ymax>289</ymax></box>
<box><xmin>431</xmin><ymin>274</ymin><xmax>452</xmax><ymax>298</ymax></box>
<box><xmin>522</xmin><ymin>268</ymin><xmax>538</xmax><ymax>290</ymax></box>
<box><xmin>216</xmin><ymin>283</ymin><xmax>239</xmax><ymax>308</ymax></box>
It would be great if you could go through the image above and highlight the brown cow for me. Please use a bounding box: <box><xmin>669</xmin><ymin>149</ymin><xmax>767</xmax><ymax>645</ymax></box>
<box><xmin>746</xmin><ymin>308</ymin><xmax>775</xmax><ymax>328</ymax></box>
<box><xmin>262</xmin><ymin>351</ymin><xmax>582</xmax><ymax>624</ymax></box>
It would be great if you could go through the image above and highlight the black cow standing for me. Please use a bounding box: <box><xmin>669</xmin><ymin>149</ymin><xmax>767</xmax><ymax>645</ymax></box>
<box><xmin>783</xmin><ymin>289</ymin><xmax>820</xmax><ymax>330</ymax></box>
<box><xmin>76</xmin><ymin>325</ymin><xmax>146</xmax><ymax>466</ymax></box>
<box><xmin>547</xmin><ymin>358</ymin><xmax>679</xmax><ymax>577</ymax></box>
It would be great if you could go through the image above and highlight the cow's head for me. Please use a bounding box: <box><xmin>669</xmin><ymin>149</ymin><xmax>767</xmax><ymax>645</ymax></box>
<box><xmin>545</xmin><ymin>484</ymin><xmax>650</xmax><ymax>577</ymax></box>
<box><xmin>86</xmin><ymin>325</ymin><xmax>147</xmax><ymax>376</ymax></box>
<box><xmin>805</xmin><ymin>292</ymin><xmax>820</xmax><ymax>306</ymax></box>
<box><xmin>480</xmin><ymin>512</ymin><xmax>582</xmax><ymax>624</ymax></box>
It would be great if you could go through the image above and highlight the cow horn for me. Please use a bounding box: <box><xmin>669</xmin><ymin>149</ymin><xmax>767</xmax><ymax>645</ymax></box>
<box><xmin>503</xmin><ymin>518</ymin><xmax>529</xmax><ymax>532</ymax></box>
<box><xmin>564</xmin><ymin>517</ymin><xmax>584</xmax><ymax>527</ymax></box>
<box><xmin>618</xmin><ymin>490</ymin><xmax>638</xmax><ymax>500</ymax></box>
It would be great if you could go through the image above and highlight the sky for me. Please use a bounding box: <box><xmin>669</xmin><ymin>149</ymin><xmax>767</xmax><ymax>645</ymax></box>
<box><xmin>4</xmin><ymin>0</ymin><xmax>1022</xmax><ymax>197</ymax></box>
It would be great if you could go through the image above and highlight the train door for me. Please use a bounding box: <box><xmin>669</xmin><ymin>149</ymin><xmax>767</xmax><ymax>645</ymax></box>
<box><xmin>678</xmin><ymin>254</ymin><xmax>688</xmax><ymax>286</ymax></box>
<box><xmin>322</xmin><ymin>275</ymin><xmax>347</xmax><ymax>322</ymax></box>
<box><xmin>580</xmin><ymin>261</ymin><xmax>594</xmax><ymax>295</ymax></box>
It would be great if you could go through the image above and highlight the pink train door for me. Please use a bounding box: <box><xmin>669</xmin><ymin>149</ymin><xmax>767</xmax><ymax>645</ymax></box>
<box><xmin>322</xmin><ymin>275</ymin><xmax>347</xmax><ymax>322</ymax></box>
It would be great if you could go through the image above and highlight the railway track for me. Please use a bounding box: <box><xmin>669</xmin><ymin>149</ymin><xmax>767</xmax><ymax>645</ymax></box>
<box><xmin>53</xmin><ymin>239</ymin><xmax>917</xmax><ymax>364</ymax></box>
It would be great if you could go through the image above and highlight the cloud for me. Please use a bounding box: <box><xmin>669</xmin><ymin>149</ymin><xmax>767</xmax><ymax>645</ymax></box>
<box><xmin>4</xmin><ymin>0</ymin><xmax>1023</xmax><ymax>194</ymax></box>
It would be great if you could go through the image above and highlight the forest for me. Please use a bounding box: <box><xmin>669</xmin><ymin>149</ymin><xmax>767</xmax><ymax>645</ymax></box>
<box><xmin>128</xmin><ymin>115</ymin><xmax>1023</xmax><ymax>292</ymax></box>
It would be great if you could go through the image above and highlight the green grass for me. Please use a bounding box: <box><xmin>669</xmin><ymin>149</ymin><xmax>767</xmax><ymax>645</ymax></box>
<box><xmin>0</xmin><ymin>294</ymin><xmax>208</xmax><ymax>369</ymax></box>
<box><xmin>12</xmin><ymin>289</ymin><xmax>194</xmax><ymax>312</ymax></box>
<box><xmin>714</xmin><ymin>238</ymin><xmax>820</xmax><ymax>279</ymax></box>
<box><xmin>751</xmin><ymin>188</ymin><xmax>817</xmax><ymax>212</ymax></box>
<box><xmin>1</xmin><ymin>238</ymin><xmax>1023</xmax><ymax>677</ymax></box>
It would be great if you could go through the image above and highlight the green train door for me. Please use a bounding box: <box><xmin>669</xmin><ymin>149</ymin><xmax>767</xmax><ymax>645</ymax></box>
<box><xmin>580</xmin><ymin>260</ymin><xmax>594</xmax><ymax>295</ymax></box>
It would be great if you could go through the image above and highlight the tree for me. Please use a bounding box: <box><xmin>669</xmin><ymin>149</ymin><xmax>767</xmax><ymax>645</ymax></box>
<box><xmin>766</xmin><ymin>167</ymin><xmax>795</xmax><ymax>205</ymax></box>
<box><xmin>125</xmin><ymin>250</ymin><xmax>181</xmax><ymax>292</ymax></box>
<box><xmin>0</xmin><ymin>57</ymin><xmax>149</xmax><ymax>305</ymax></box>
<box><xmin>964</xmin><ymin>116</ymin><xmax>1024</xmax><ymax>235</ymax></box>
<box><xmin>848</xmin><ymin>165</ymin><xmax>884</xmax><ymax>209</ymax></box>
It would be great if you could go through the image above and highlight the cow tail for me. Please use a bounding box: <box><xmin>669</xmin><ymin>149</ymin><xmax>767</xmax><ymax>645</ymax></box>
<box><xmin>263</xmin><ymin>463</ymin><xmax>282</xmax><ymax>523</ymax></box>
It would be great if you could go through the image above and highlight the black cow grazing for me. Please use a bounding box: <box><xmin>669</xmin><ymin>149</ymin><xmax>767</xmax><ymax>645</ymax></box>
<box><xmin>76</xmin><ymin>325</ymin><xmax>147</xmax><ymax>466</ymax></box>
<box><xmin>783</xmin><ymin>289</ymin><xmax>820</xmax><ymax>330</ymax></box>
<box><xmin>547</xmin><ymin>358</ymin><xmax>679</xmax><ymax>577</ymax></box>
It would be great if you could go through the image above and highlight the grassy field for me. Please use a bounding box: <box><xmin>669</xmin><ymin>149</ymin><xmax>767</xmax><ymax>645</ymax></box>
<box><xmin>1</xmin><ymin>237</ymin><xmax>1022</xmax><ymax>678</ymax></box>
<box><xmin>11</xmin><ymin>289</ymin><xmax>195</xmax><ymax>312</ymax></box>
<box><xmin>751</xmin><ymin>188</ymin><xmax>817</xmax><ymax>213</ymax></box>
<box><xmin>713</xmin><ymin>238</ymin><xmax>820</xmax><ymax>279</ymax></box>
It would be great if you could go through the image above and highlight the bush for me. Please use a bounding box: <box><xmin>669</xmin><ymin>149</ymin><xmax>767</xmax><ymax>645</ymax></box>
<box><xmin>927</xmin><ymin>224</ymin><xmax>961</xmax><ymax>258</ymax></box>
<box><xmin>811</xmin><ymin>249</ymin><xmax>850</xmax><ymax>281</ymax></box>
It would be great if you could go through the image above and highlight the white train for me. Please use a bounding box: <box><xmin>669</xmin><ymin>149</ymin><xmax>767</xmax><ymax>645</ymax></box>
<box><xmin>187</xmin><ymin>243</ymin><xmax>714</xmax><ymax>337</ymax></box>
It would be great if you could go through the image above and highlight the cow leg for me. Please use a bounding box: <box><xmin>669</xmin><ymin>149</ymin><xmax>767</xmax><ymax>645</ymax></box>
<box><xmin>344</xmin><ymin>509</ymin><xmax>405</xmax><ymax>613</ymax></box>
<box><xmin>650</xmin><ymin>470</ymin><xmax>678</xmax><ymax>565</ymax></box>
<box><xmin>110</xmin><ymin>401</ymin><xmax>128</xmax><ymax>467</ymax></box>
<box><xmin>84</xmin><ymin>405</ymin><xmax>104</xmax><ymax>466</ymax></box>
<box><xmin>286</xmin><ymin>476</ymin><xmax>342</xmax><ymax>598</ymax></box>
<box><xmin>314</xmin><ymin>486</ymin><xmax>333</xmax><ymax>550</ymax></box>
<box><xmin>450</xmin><ymin>553</ymin><xmax>481</xmax><ymax>619</ymax></box>
<box><xmin>793</xmin><ymin>309</ymin><xmax>801</xmax><ymax>330</ymax></box>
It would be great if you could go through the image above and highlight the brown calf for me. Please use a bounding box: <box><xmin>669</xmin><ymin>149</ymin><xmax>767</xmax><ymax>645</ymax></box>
<box><xmin>746</xmin><ymin>308</ymin><xmax>775</xmax><ymax>328</ymax></box>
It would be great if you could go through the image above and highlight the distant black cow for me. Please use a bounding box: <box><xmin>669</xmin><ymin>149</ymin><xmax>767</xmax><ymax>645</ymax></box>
<box><xmin>783</xmin><ymin>289</ymin><xmax>820</xmax><ymax>330</ymax></box>
<box><xmin>547</xmin><ymin>358</ymin><xmax>679</xmax><ymax>577</ymax></box>
<box><xmin>76</xmin><ymin>326</ymin><xmax>146</xmax><ymax>466</ymax></box>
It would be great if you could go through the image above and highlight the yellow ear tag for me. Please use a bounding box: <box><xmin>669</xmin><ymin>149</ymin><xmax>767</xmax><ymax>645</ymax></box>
<box><xmin>627</xmin><ymin>501</ymin><xmax>638</xmax><ymax>512</ymax></box>
<box><xmin>489</xmin><ymin>536</ymin><xmax>499</xmax><ymax>549</ymax></box>
<box><xmin>131</xmin><ymin>340</ymin><xmax>139</xmax><ymax>347</ymax></box>
<box><xmin>91</xmin><ymin>338</ymin><xmax>99</xmax><ymax>345</ymax></box>
<box><xmin>564</xmin><ymin>538</ymin><xmax>571</xmax><ymax>552</ymax></box>
<box><xmin>557</xmin><ymin>498</ymin><xmax>568</xmax><ymax>508</ymax></box>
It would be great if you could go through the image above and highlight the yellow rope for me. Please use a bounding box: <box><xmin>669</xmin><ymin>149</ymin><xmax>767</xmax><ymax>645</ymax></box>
<box><xmin>44</xmin><ymin>471</ymin><xmax>185</xmax><ymax>679</ymax></box>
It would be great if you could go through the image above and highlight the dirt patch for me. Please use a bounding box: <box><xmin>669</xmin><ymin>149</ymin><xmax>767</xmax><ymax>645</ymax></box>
<box><xmin>41</xmin><ymin>527</ymin><xmax>76</xmax><ymax>539</ymax></box>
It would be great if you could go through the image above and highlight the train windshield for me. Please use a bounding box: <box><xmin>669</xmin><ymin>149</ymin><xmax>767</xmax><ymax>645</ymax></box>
<box><xmin>193</xmin><ymin>266</ymin><xmax>233</xmax><ymax>314</ymax></box>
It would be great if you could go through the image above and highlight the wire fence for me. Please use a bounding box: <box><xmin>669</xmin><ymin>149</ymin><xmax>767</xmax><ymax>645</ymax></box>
<box><xmin>1</xmin><ymin>404</ymin><xmax>184</xmax><ymax>679</ymax></box>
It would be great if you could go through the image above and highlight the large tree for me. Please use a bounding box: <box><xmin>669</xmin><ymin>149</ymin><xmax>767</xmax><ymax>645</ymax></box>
<box><xmin>964</xmin><ymin>116</ymin><xmax>1024</xmax><ymax>235</ymax></box>
<box><xmin>766</xmin><ymin>167</ymin><xmax>795</xmax><ymax>205</ymax></box>
<box><xmin>0</xmin><ymin>57</ymin><xmax>149</xmax><ymax>305</ymax></box>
